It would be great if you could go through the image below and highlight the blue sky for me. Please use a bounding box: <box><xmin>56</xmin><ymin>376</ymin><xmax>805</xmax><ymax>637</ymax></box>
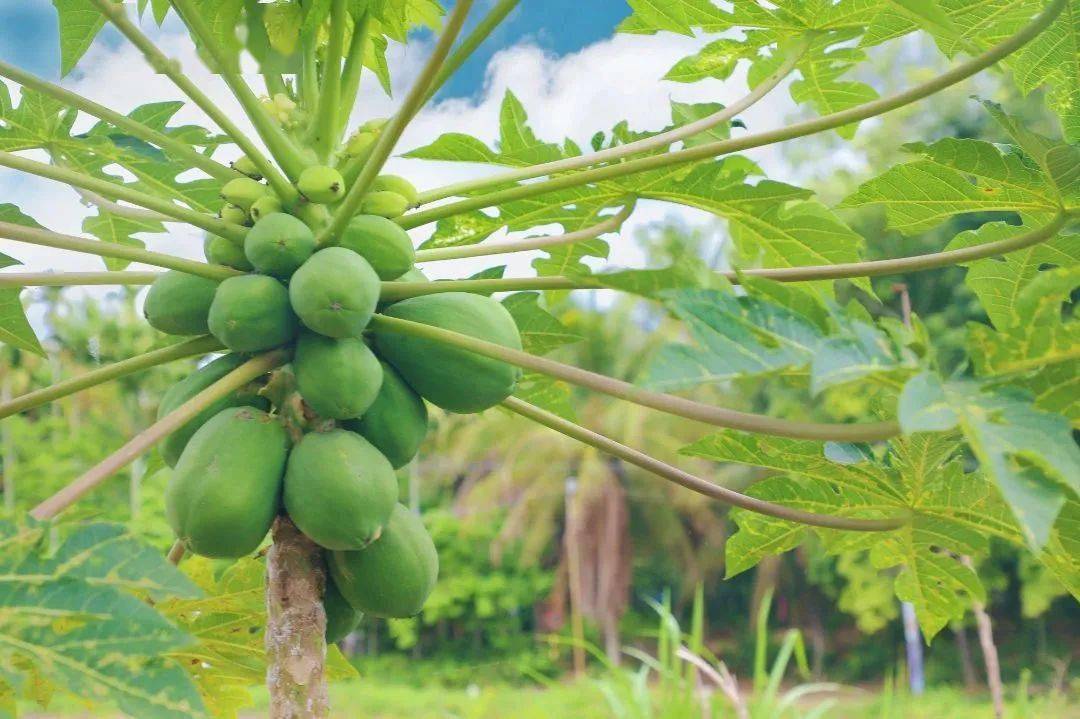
<box><xmin>0</xmin><ymin>1</ymin><xmax>631</xmax><ymax>97</ymax></box>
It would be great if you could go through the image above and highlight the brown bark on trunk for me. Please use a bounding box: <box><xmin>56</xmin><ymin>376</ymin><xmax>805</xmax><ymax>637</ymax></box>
<box><xmin>962</xmin><ymin>556</ymin><xmax>1004</xmax><ymax>718</ymax></box>
<box><xmin>266</xmin><ymin>516</ymin><xmax>330</xmax><ymax>719</ymax></box>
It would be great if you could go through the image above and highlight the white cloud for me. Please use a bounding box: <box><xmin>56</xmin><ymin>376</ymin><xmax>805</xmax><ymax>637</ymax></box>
<box><xmin>1</xmin><ymin>15</ymin><xmax>803</xmax><ymax>305</ymax></box>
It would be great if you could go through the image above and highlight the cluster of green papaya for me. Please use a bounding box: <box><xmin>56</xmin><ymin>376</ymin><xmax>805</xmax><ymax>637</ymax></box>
<box><xmin>143</xmin><ymin>158</ymin><xmax>523</xmax><ymax>635</ymax></box>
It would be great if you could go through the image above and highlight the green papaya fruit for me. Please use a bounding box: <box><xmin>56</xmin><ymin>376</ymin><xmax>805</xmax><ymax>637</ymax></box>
<box><xmin>294</xmin><ymin>332</ymin><xmax>383</xmax><ymax>419</ymax></box>
<box><xmin>158</xmin><ymin>354</ymin><xmax>270</xmax><ymax>467</ymax></box>
<box><xmin>360</xmin><ymin>191</ymin><xmax>409</xmax><ymax>219</ymax></box>
<box><xmin>221</xmin><ymin>177</ymin><xmax>270</xmax><ymax>210</ymax></box>
<box><xmin>341</xmin><ymin>361</ymin><xmax>427</xmax><ymax>469</ymax></box>
<box><xmin>283</xmin><ymin>429</ymin><xmax>397</xmax><ymax>550</ymax></box>
<box><xmin>370</xmin><ymin>175</ymin><xmax>418</xmax><ymax>206</ymax></box>
<box><xmin>220</xmin><ymin>203</ymin><xmax>250</xmax><ymax>226</ymax></box>
<box><xmin>358</xmin><ymin>117</ymin><xmax>389</xmax><ymax>134</ymax></box>
<box><xmin>204</xmin><ymin>234</ymin><xmax>254</xmax><ymax>271</ymax></box>
<box><xmin>324</xmin><ymin>576</ymin><xmax>363</xmax><ymax>643</ymax></box>
<box><xmin>373</xmin><ymin>292</ymin><xmax>523</xmax><ymax>413</ymax></box>
<box><xmin>208</xmin><ymin>275</ymin><xmax>299</xmax><ymax>352</ymax></box>
<box><xmin>244</xmin><ymin>212</ymin><xmax>316</xmax><ymax>278</ymax></box>
<box><xmin>329</xmin><ymin>504</ymin><xmax>438</xmax><ymax>618</ymax></box>
<box><xmin>249</xmin><ymin>195</ymin><xmax>283</xmax><ymax>222</ymax></box>
<box><xmin>343</xmin><ymin>131</ymin><xmax>376</xmax><ymax>158</ymax></box>
<box><xmin>143</xmin><ymin>271</ymin><xmax>219</xmax><ymax>336</ymax></box>
<box><xmin>232</xmin><ymin>156</ymin><xmax>262</xmax><ymax>180</ymax></box>
<box><xmin>289</xmin><ymin>248</ymin><xmax>380</xmax><ymax>338</ymax></box>
<box><xmin>166</xmin><ymin>407</ymin><xmax>289</xmax><ymax>558</ymax></box>
<box><xmin>338</xmin><ymin>214</ymin><xmax>416</xmax><ymax>281</ymax></box>
<box><xmin>298</xmin><ymin>165</ymin><xmax>345</xmax><ymax>204</ymax></box>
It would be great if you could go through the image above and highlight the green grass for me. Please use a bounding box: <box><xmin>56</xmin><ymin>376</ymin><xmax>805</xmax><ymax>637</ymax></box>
<box><xmin>22</xmin><ymin>682</ymin><xmax>1079</xmax><ymax>718</ymax></box>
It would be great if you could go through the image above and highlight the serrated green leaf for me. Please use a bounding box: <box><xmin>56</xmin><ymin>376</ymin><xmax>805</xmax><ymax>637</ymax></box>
<box><xmin>0</xmin><ymin>205</ymin><xmax>46</xmax><ymax>357</ymax></box>
<box><xmin>899</xmin><ymin>373</ymin><xmax>1080</xmax><ymax>548</ymax></box>
<box><xmin>502</xmin><ymin>293</ymin><xmax>581</xmax><ymax>355</ymax></box>
<box><xmin>0</xmin><ymin>521</ymin><xmax>207</xmax><ymax>718</ymax></box>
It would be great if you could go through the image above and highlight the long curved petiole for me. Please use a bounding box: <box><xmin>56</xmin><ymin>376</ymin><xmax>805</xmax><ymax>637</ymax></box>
<box><xmin>337</xmin><ymin>12</ymin><xmax>372</xmax><ymax>140</ymax></box>
<box><xmin>503</xmin><ymin>397</ymin><xmax>907</xmax><ymax>532</ymax></box>
<box><xmin>387</xmin><ymin>212</ymin><xmax>1070</xmax><ymax>295</ymax></box>
<box><xmin>0</xmin><ymin>151</ymin><xmax>247</xmax><ymax>242</ymax></box>
<box><xmin>0</xmin><ymin>221</ymin><xmax>242</xmax><ymax>280</ymax></box>
<box><xmin>0</xmin><ymin>336</ymin><xmax>224</xmax><ymax>420</ymax></box>
<box><xmin>88</xmin><ymin>0</ymin><xmax>293</xmax><ymax>198</ymax></box>
<box><xmin>414</xmin><ymin>201</ymin><xmax>636</xmax><ymax>262</ymax></box>
<box><xmin>416</xmin><ymin>31</ymin><xmax>811</xmax><ymax>206</ymax></box>
<box><xmin>0</xmin><ymin>59</ymin><xmax>238</xmax><ymax>183</ymax></box>
<box><xmin>399</xmin><ymin>0</ymin><xmax>1067</xmax><ymax>229</ymax></box>
<box><xmin>168</xmin><ymin>0</ymin><xmax>308</xmax><ymax>184</ymax></box>
<box><xmin>322</xmin><ymin>0</ymin><xmax>476</xmax><ymax>244</ymax></box>
<box><xmin>367</xmin><ymin>314</ymin><xmax>900</xmax><ymax>442</ymax></box>
<box><xmin>0</xmin><ymin>271</ymin><xmax>161</xmax><ymax>288</ymax></box>
<box><xmin>30</xmin><ymin>349</ymin><xmax>290</xmax><ymax>521</ymax></box>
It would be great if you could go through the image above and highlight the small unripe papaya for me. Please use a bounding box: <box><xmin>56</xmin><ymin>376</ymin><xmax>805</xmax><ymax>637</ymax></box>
<box><xmin>358</xmin><ymin>118</ymin><xmax>388</xmax><ymax>134</ymax></box>
<box><xmin>220</xmin><ymin>203</ymin><xmax>250</xmax><ymax>226</ymax></box>
<box><xmin>294</xmin><ymin>332</ymin><xmax>383</xmax><ymax>419</ymax></box>
<box><xmin>283</xmin><ymin>429</ymin><xmax>398</xmax><ymax>551</ymax></box>
<box><xmin>344</xmin><ymin>131</ymin><xmax>376</xmax><ymax>158</ymax></box>
<box><xmin>370</xmin><ymin>175</ymin><xmax>418</xmax><ymax>206</ymax></box>
<box><xmin>289</xmin><ymin>248</ymin><xmax>380</xmax><ymax>338</ymax></box>
<box><xmin>208</xmin><ymin>275</ymin><xmax>299</xmax><ymax>352</ymax></box>
<box><xmin>221</xmin><ymin>177</ymin><xmax>270</xmax><ymax>210</ymax></box>
<box><xmin>329</xmin><ymin>504</ymin><xmax>438</xmax><ymax>618</ymax></box>
<box><xmin>338</xmin><ymin>214</ymin><xmax>416</xmax><ymax>280</ymax></box>
<box><xmin>324</xmin><ymin>576</ymin><xmax>363</xmax><ymax>643</ymax></box>
<box><xmin>341</xmin><ymin>361</ymin><xmax>427</xmax><ymax>469</ymax></box>
<box><xmin>360</xmin><ymin>191</ymin><xmax>409</xmax><ymax>218</ymax></box>
<box><xmin>374</xmin><ymin>292</ymin><xmax>523</xmax><ymax>413</ymax></box>
<box><xmin>249</xmin><ymin>195</ymin><xmax>283</xmax><ymax>222</ymax></box>
<box><xmin>157</xmin><ymin>354</ymin><xmax>270</xmax><ymax>467</ymax></box>
<box><xmin>395</xmin><ymin>267</ymin><xmax>429</xmax><ymax>282</ymax></box>
<box><xmin>244</xmin><ymin>213</ymin><xmax>316</xmax><ymax>278</ymax></box>
<box><xmin>144</xmin><ymin>271</ymin><xmax>219</xmax><ymax>336</ymax></box>
<box><xmin>204</xmin><ymin>234</ymin><xmax>254</xmax><ymax>271</ymax></box>
<box><xmin>166</xmin><ymin>407</ymin><xmax>289</xmax><ymax>558</ymax></box>
<box><xmin>232</xmin><ymin>156</ymin><xmax>262</xmax><ymax>180</ymax></box>
<box><xmin>298</xmin><ymin>165</ymin><xmax>345</xmax><ymax>204</ymax></box>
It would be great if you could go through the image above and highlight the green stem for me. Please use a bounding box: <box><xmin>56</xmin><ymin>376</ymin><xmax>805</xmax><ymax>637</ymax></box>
<box><xmin>420</xmin><ymin>0</ymin><xmax>521</xmax><ymax>108</ymax></box>
<box><xmin>337</xmin><ymin>12</ymin><xmax>372</xmax><ymax>140</ymax></box>
<box><xmin>0</xmin><ymin>59</ymin><xmax>237</xmax><ymax>182</ymax></box>
<box><xmin>301</xmin><ymin>41</ymin><xmax>320</xmax><ymax>117</ymax></box>
<box><xmin>0</xmin><ymin>336</ymin><xmax>223</xmax><ymax>420</ymax></box>
<box><xmin>322</xmin><ymin>0</ymin><xmax>475</xmax><ymax>244</ymax></box>
<box><xmin>264</xmin><ymin>72</ymin><xmax>289</xmax><ymax>98</ymax></box>
<box><xmin>0</xmin><ymin>151</ymin><xmax>247</xmax><ymax>241</ymax></box>
<box><xmin>30</xmin><ymin>349</ymin><xmax>289</xmax><ymax>521</ymax></box>
<box><xmin>313</xmin><ymin>0</ymin><xmax>349</xmax><ymax>161</ymax></box>
<box><xmin>392</xmin><ymin>212</ymin><xmax>1069</xmax><ymax>294</ymax></box>
<box><xmin>367</xmin><ymin>314</ymin><xmax>899</xmax><ymax>441</ymax></box>
<box><xmin>0</xmin><ymin>272</ymin><xmax>160</xmax><ymax>288</ymax></box>
<box><xmin>415</xmin><ymin>201</ymin><xmax>634</xmax><ymax>262</ymax></box>
<box><xmin>401</xmin><ymin>0</ymin><xmax>1066</xmax><ymax>228</ymax></box>
<box><xmin>417</xmin><ymin>31</ymin><xmax>809</xmax><ymax>205</ymax></box>
<box><xmin>168</xmin><ymin>0</ymin><xmax>307</xmax><ymax>186</ymax></box>
<box><xmin>503</xmin><ymin>397</ymin><xmax>906</xmax><ymax>532</ymax></box>
<box><xmin>89</xmin><ymin>0</ymin><xmax>291</xmax><ymax>198</ymax></box>
<box><xmin>0</xmin><ymin>221</ymin><xmax>241</xmax><ymax>280</ymax></box>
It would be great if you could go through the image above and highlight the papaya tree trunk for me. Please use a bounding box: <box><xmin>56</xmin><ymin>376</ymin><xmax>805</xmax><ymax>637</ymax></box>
<box><xmin>266</xmin><ymin>516</ymin><xmax>330</xmax><ymax>719</ymax></box>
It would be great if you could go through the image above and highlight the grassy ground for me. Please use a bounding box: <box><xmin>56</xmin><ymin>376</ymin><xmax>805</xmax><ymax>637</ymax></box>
<box><xmin>23</xmin><ymin>682</ymin><xmax>1079</xmax><ymax>718</ymax></box>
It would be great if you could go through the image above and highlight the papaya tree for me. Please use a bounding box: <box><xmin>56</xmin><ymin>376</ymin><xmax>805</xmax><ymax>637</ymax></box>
<box><xmin>0</xmin><ymin>0</ymin><xmax>1077</xmax><ymax>717</ymax></box>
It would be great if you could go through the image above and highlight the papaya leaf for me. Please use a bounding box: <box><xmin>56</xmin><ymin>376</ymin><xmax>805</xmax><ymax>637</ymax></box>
<box><xmin>643</xmin><ymin>286</ymin><xmax>917</xmax><ymax>394</ymax></box>
<box><xmin>0</xmin><ymin>205</ymin><xmax>45</xmax><ymax>357</ymax></box>
<box><xmin>899</xmin><ymin>372</ymin><xmax>1080</xmax><ymax>549</ymax></box>
<box><xmin>684</xmin><ymin>431</ymin><xmax>1017</xmax><ymax>638</ymax></box>
<box><xmin>52</xmin><ymin>0</ymin><xmax>108</xmax><ymax>76</ymax></box>
<box><xmin>512</xmin><ymin>373</ymin><xmax>576</xmax><ymax>422</ymax></box>
<box><xmin>0</xmin><ymin>520</ymin><xmax>207</xmax><ymax>719</ymax></box>
<box><xmin>839</xmin><ymin>138</ymin><xmax>1061</xmax><ymax>234</ymax></box>
<box><xmin>502</xmin><ymin>293</ymin><xmax>581</xmax><ymax>356</ymax></box>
